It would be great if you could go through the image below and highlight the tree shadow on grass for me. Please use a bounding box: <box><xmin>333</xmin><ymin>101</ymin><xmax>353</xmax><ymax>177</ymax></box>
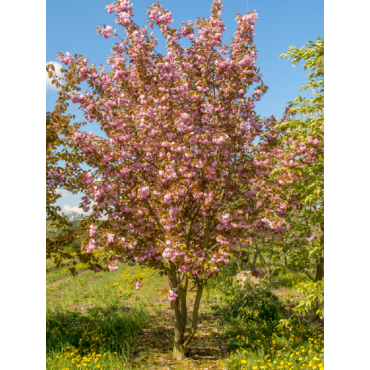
<box><xmin>46</xmin><ymin>303</ymin><xmax>149</xmax><ymax>355</ymax></box>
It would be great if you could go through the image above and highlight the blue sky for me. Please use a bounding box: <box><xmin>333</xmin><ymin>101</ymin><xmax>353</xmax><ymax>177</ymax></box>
<box><xmin>46</xmin><ymin>0</ymin><xmax>323</xmax><ymax>214</ymax></box>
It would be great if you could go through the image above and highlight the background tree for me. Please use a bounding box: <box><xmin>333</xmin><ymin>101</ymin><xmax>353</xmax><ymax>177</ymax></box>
<box><xmin>50</xmin><ymin>0</ymin><xmax>319</xmax><ymax>360</ymax></box>
<box><xmin>277</xmin><ymin>37</ymin><xmax>324</xmax><ymax>317</ymax></box>
<box><xmin>46</xmin><ymin>66</ymin><xmax>100</xmax><ymax>272</ymax></box>
<box><xmin>46</xmin><ymin>109</ymin><xmax>77</xmax><ymax>268</ymax></box>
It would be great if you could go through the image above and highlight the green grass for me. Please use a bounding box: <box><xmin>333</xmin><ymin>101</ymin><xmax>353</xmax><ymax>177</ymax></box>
<box><xmin>47</xmin><ymin>305</ymin><xmax>147</xmax><ymax>369</ymax></box>
<box><xmin>47</xmin><ymin>256</ymin><xmax>323</xmax><ymax>369</ymax></box>
<box><xmin>225</xmin><ymin>316</ymin><xmax>324</xmax><ymax>370</ymax></box>
<box><xmin>46</xmin><ymin>263</ymin><xmax>167</xmax><ymax>369</ymax></box>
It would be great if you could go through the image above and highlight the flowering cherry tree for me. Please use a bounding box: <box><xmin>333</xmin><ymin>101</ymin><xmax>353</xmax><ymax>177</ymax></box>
<box><xmin>50</xmin><ymin>0</ymin><xmax>320</xmax><ymax>360</ymax></box>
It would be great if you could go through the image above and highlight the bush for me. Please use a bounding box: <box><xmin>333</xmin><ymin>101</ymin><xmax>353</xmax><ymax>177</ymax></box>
<box><xmin>219</xmin><ymin>280</ymin><xmax>285</xmax><ymax>323</ymax></box>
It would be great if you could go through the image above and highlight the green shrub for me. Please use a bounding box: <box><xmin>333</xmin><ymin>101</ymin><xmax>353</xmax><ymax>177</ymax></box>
<box><xmin>219</xmin><ymin>280</ymin><xmax>285</xmax><ymax>323</ymax></box>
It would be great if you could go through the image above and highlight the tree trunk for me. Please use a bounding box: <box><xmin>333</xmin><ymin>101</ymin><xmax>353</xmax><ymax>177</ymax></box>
<box><xmin>180</xmin><ymin>276</ymin><xmax>188</xmax><ymax>334</ymax></box>
<box><xmin>171</xmin><ymin>298</ymin><xmax>186</xmax><ymax>360</ymax></box>
<box><xmin>173</xmin><ymin>322</ymin><xmax>185</xmax><ymax>361</ymax></box>
<box><xmin>170</xmin><ymin>274</ymin><xmax>203</xmax><ymax>360</ymax></box>
<box><xmin>248</xmin><ymin>253</ymin><xmax>258</xmax><ymax>270</ymax></box>
<box><xmin>315</xmin><ymin>256</ymin><xmax>324</xmax><ymax>282</ymax></box>
<box><xmin>183</xmin><ymin>284</ymin><xmax>203</xmax><ymax>348</ymax></box>
<box><xmin>236</xmin><ymin>258</ymin><xmax>242</xmax><ymax>272</ymax></box>
<box><xmin>170</xmin><ymin>265</ymin><xmax>185</xmax><ymax>360</ymax></box>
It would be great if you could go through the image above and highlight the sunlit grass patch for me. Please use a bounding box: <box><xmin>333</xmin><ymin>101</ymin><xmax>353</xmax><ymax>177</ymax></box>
<box><xmin>47</xmin><ymin>303</ymin><xmax>148</xmax><ymax>369</ymax></box>
<box><xmin>47</xmin><ymin>262</ymin><xmax>167</xmax><ymax>369</ymax></box>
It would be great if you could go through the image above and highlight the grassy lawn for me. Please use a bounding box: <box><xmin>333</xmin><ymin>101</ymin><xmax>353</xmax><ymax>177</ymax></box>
<box><xmin>46</xmin><ymin>256</ymin><xmax>323</xmax><ymax>370</ymax></box>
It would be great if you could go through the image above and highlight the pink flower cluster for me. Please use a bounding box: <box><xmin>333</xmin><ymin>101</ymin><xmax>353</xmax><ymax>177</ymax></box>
<box><xmin>135</xmin><ymin>282</ymin><xmax>143</xmax><ymax>290</ymax></box>
<box><xmin>168</xmin><ymin>290</ymin><xmax>178</xmax><ymax>301</ymax></box>
<box><xmin>89</xmin><ymin>225</ymin><xmax>97</xmax><ymax>237</ymax></box>
<box><xmin>307</xmin><ymin>136</ymin><xmax>320</xmax><ymax>145</ymax></box>
<box><xmin>86</xmin><ymin>239</ymin><xmax>97</xmax><ymax>253</ymax></box>
<box><xmin>102</xmin><ymin>26</ymin><xmax>113</xmax><ymax>38</ymax></box>
<box><xmin>60</xmin><ymin>52</ymin><xmax>74</xmax><ymax>65</ymax></box>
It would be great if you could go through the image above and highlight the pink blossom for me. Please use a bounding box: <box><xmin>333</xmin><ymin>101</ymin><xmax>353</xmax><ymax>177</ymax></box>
<box><xmin>164</xmin><ymin>193</ymin><xmax>172</xmax><ymax>203</ymax></box>
<box><xmin>118</xmin><ymin>12</ymin><xmax>131</xmax><ymax>27</ymax></box>
<box><xmin>89</xmin><ymin>225</ymin><xmax>97</xmax><ymax>237</ymax></box>
<box><xmin>221</xmin><ymin>214</ymin><xmax>230</xmax><ymax>223</ymax></box>
<box><xmin>251</xmin><ymin>268</ymin><xmax>262</xmax><ymax>277</ymax></box>
<box><xmin>101</xmin><ymin>26</ymin><xmax>113</xmax><ymax>38</ymax></box>
<box><xmin>168</xmin><ymin>290</ymin><xmax>178</xmax><ymax>301</ymax></box>
<box><xmin>108</xmin><ymin>263</ymin><xmax>118</xmax><ymax>271</ymax></box>
<box><xmin>162</xmin><ymin>248</ymin><xmax>173</xmax><ymax>258</ymax></box>
<box><xmin>85</xmin><ymin>172</ymin><xmax>93</xmax><ymax>184</ymax></box>
<box><xmin>138</xmin><ymin>186</ymin><xmax>150</xmax><ymax>200</ymax></box>
<box><xmin>135</xmin><ymin>282</ymin><xmax>143</xmax><ymax>290</ymax></box>
<box><xmin>306</xmin><ymin>233</ymin><xmax>316</xmax><ymax>242</ymax></box>
<box><xmin>204</xmin><ymin>268</ymin><xmax>213</xmax><ymax>277</ymax></box>
<box><xmin>213</xmin><ymin>135</ymin><xmax>229</xmax><ymax>145</ymax></box>
<box><xmin>60</xmin><ymin>52</ymin><xmax>74</xmax><ymax>65</ymax></box>
<box><xmin>178</xmin><ymin>265</ymin><xmax>191</xmax><ymax>272</ymax></box>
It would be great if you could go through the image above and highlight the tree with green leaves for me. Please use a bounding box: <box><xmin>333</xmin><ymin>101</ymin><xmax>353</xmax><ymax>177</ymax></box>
<box><xmin>277</xmin><ymin>37</ymin><xmax>324</xmax><ymax>317</ymax></box>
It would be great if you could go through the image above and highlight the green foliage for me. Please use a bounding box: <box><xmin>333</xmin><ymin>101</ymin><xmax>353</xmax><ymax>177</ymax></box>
<box><xmin>218</xmin><ymin>279</ymin><xmax>286</xmax><ymax>323</ymax></box>
<box><xmin>294</xmin><ymin>280</ymin><xmax>324</xmax><ymax>317</ymax></box>
<box><xmin>46</xmin><ymin>212</ymin><xmax>84</xmax><ymax>243</ymax></box>
<box><xmin>279</xmin><ymin>37</ymin><xmax>324</xmax><ymax>225</ymax></box>
<box><xmin>273</xmin><ymin>38</ymin><xmax>325</xmax><ymax>319</ymax></box>
<box><xmin>279</xmin><ymin>37</ymin><xmax>324</xmax><ymax>130</ymax></box>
